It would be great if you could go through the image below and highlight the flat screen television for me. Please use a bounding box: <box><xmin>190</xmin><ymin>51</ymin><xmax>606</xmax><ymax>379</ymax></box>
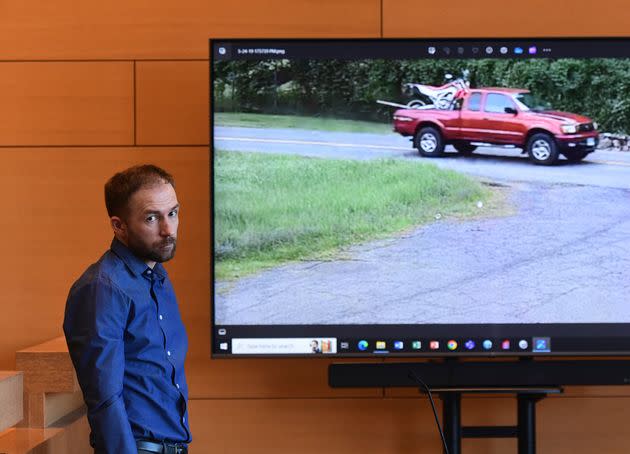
<box><xmin>210</xmin><ymin>37</ymin><xmax>630</xmax><ymax>358</ymax></box>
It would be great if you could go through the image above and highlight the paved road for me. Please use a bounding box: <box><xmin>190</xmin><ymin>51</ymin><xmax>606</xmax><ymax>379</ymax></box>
<box><xmin>215</xmin><ymin>126</ymin><xmax>630</xmax><ymax>189</ymax></box>
<box><xmin>214</xmin><ymin>126</ymin><xmax>630</xmax><ymax>325</ymax></box>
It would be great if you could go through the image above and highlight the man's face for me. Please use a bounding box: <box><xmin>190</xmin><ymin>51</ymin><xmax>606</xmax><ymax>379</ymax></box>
<box><xmin>114</xmin><ymin>182</ymin><xmax>180</xmax><ymax>266</ymax></box>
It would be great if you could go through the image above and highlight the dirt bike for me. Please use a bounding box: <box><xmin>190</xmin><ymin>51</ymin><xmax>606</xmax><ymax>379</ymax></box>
<box><xmin>403</xmin><ymin>70</ymin><xmax>470</xmax><ymax>110</ymax></box>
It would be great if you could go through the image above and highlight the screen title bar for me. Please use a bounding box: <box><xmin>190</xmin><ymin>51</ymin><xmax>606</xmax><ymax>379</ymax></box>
<box><xmin>212</xmin><ymin>38</ymin><xmax>630</xmax><ymax>61</ymax></box>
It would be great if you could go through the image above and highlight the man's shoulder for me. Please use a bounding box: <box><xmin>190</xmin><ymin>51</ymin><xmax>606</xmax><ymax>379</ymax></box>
<box><xmin>64</xmin><ymin>250</ymin><xmax>133</xmax><ymax>329</ymax></box>
<box><xmin>68</xmin><ymin>250</ymin><xmax>127</xmax><ymax>297</ymax></box>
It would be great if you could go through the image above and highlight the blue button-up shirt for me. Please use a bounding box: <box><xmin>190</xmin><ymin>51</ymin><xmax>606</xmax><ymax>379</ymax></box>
<box><xmin>63</xmin><ymin>238</ymin><xmax>191</xmax><ymax>453</ymax></box>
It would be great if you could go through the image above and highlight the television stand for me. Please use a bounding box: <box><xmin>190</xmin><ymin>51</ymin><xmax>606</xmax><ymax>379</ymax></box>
<box><xmin>435</xmin><ymin>386</ymin><xmax>562</xmax><ymax>454</ymax></box>
<box><xmin>328</xmin><ymin>359</ymin><xmax>630</xmax><ymax>452</ymax></box>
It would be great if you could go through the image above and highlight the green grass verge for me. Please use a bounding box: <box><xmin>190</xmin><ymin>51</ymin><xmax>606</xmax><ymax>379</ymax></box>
<box><xmin>214</xmin><ymin>150</ymin><xmax>496</xmax><ymax>280</ymax></box>
<box><xmin>214</xmin><ymin>112</ymin><xmax>392</xmax><ymax>134</ymax></box>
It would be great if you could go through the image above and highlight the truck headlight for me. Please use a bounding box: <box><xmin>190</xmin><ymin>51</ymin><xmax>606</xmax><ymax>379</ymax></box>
<box><xmin>561</xmin><ymin>124</ymin><xmax>578</xmax><ymax>134</ymax></box>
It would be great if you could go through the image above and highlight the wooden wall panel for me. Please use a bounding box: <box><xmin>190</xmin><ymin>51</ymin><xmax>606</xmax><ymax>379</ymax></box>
<box><xmin>383</xmin><ymin>0</ymin><xmax>630</xmax><ymax>37</ymax></box>
<box><xmin>188</xmin><ymin>397</ymin><xmax>444</xmax><ymax>454</ymax></box>
<box><xmin>0</xmin><ymin>63</ymin><xmax>133</xmax><ymax>146</ymax></box>
<box><xmin>0</xmin><ymin>0</ymin><xmax>381</xmax><ymax>60</ymax></box>
<box><xmin>537</xmin><ymin>396</ymin><xmax>630</xmax><ymax>452</ymax></box>
<box><xmin>0</xmin><ymin>147</ymin><xmax>206</xmax><ymax>370</ymax></box>
<box><xmin>136</xmin><ymin>61</ymin><xmax>209</xmax><ymax>145</ymax></box>
<box><xmin>186</xmin><ymin>359</ymin><xmax>380</xmax><ymax>399</ymax></box>
<box><xmin>188</xmin><ymin>396</ymin><xmax>630</xmax><ymax>453</ymax></box>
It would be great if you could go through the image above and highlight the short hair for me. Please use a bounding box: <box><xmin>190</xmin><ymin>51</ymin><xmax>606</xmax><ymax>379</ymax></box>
<box><xmin>105</xmin><ymin>164</ymin><xmax>175</xmax><ymax>218</ymax></box>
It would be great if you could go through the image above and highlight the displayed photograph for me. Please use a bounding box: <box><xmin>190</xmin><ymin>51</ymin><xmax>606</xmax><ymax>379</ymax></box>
<box><xmin>212</xmin><ymin>57</ymin><xmax>630</xmax><ymax>325</ymax></box>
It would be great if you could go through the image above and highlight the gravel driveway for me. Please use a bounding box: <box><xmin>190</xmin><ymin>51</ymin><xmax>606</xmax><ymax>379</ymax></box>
<box><xmin>214</xmin><ymin>127</ymin><xmax>630</xmax><ymax>325</ymax></box>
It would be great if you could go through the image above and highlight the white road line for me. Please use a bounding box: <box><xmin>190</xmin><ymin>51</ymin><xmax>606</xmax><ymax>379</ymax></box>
<box><xmin>215</xmin><ymin>136</ymin><xmax>409</xmax><ymax>151</ymax></box>
<box><xmin>590</xmin><ymin>159</ymin><xmax>630</xmax><ymax>167</ymax></box>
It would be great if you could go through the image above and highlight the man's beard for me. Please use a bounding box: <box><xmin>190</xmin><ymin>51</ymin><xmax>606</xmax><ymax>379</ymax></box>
<box><xmin>128</xmin><ymin>235</ymin><xmax>177</xmax><ymax>264</ymax></box>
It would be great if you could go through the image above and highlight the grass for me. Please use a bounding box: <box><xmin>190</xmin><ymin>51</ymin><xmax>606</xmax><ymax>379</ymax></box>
<box><xmin>214</xmin><ymin>150</ymin><xmax>498</xmax><ymax>280</ymax></box>
<box><xmin>214</xmin><ymin>112</ymin><xmax>392</xmax><ymax>134</ymax></box>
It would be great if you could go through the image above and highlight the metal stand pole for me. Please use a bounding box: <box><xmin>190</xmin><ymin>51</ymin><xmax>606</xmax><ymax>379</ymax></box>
<box><xmin>517</xmin><ymin>394</ymin><xmax>543</xmax><ymax>454</ymax></box>
<box><xmin>442</xmin><ymin>392</ymin><xmax>462</xmax><ymax>454</ymax></box>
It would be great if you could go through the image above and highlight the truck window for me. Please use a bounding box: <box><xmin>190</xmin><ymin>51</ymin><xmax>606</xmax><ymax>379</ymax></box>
<box><xmin>484</xmin><ymin>93</ymin><xmax>516</xmax><ymax>113</ymax></box>
<box><xmin>467</xmin><ymin>92</ymin><xmax>482</xmax><ymax>111</ymax></box>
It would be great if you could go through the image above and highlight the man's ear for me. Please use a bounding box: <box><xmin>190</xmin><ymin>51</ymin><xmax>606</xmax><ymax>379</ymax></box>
<box><xmin>110</xmin><ymin>216</ymin><xmax>126</xmax><ymax>237</ymax></box>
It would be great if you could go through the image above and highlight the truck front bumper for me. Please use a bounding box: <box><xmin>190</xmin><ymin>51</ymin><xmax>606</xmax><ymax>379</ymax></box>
<box><xmin>556</xmin><ymin>134</ymin><xmax>599</xmax><ymax>153</ymax></box>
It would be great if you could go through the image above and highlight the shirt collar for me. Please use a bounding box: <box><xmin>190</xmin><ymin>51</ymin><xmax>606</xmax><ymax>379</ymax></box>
<box><xmin>110</xmin><ymin>237</ymin><xmax>167</xmax><ymax>282</ymax></box>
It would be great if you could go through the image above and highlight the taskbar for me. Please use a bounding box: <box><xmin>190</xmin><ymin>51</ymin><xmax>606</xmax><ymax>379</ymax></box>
<box><xmin>212</xmin><ymin>323</ymin><xmax>630</xmax><ymax>356</ymax></box>
<box><xmin>213</xmin><ymin>336</ymin><xmax>550</xmax><ymax>356</ymax></box>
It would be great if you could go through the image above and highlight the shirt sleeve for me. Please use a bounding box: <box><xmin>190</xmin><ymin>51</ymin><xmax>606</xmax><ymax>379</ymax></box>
<box><xmin>63</xmin><ymin>277</ymin><xmax>136</xmax><ymax>454</ymax></box>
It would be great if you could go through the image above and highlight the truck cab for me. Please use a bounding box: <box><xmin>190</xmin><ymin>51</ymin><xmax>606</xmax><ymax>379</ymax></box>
<box><xmin>393</xmin><ymin>88</ymin><xmax>599</xmax><ymax>165</ymax></box>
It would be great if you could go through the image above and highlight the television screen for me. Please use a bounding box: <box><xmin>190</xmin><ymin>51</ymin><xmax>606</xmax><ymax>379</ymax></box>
<box><xmin>211</xmin><ymin>38</ymin><xmax>630</xmax><ymax>357</ymax></box>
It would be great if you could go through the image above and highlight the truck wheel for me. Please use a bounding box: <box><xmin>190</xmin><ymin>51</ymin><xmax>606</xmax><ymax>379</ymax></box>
<box><xmin>526</xmin><ymin>133</ymin><xmax>559</xmax><ymax>165</ymax></box>
<box><xmin>563</xmin><ymin>150</ymin><xmax>589</xmax><ymax>162</ymax></box>
<box><xmin>454</xmin><ymin>142</ymin><xmax>476</xmax><ymax>156</ymax></box>
<box><xmin>414</xmin><ymin>127</ymin><xmax>445</xmax><ymax>157</ymax></box>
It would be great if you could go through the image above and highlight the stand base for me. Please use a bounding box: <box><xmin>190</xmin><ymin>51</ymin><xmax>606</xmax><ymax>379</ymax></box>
<box><xmin>328</xmin><ymin>360</ymin><xmax>630</xmax><ymax>452</ymax></box>
<box><xmin>437</xmin><ymin>387</ymin><xmax>562</xmax><ymax>454</ymax></box>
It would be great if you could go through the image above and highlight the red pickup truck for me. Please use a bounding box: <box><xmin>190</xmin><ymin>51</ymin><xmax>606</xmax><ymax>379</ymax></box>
<box><xmin>393</xmin><ymin>88</ymin><xmax>599</xmax><ymax>165</ymax></box>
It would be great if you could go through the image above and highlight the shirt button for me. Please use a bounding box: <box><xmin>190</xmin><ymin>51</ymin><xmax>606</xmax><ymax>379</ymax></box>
<box><xmin>182</xmin><ymin>416</ymin><xmax>186</xmax><ymax>423</ymax></box>
<box><xmin>147</xmin><ymin>270</ymin><xmax>152</xmax><ymax>274</ymax></box>
<box><xmin>167</xmin><ymin>350</ymin><xmax>171</xmax><ymax>356</ymax></box>
<box><xmin>176</xmin><ymin>383</ymin><xmax>180</xmax><ymax>389</ymax></box>
<box><xmin>159</xmin><ymin>314</ymin><xmax>163</xmax><ymax>320</ymax></box>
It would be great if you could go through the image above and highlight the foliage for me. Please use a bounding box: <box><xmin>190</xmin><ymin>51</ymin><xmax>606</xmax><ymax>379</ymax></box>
<box><xmin>214</xmin><ymin>58</ymin><xmax>630</xmax><ymax>133</ymax></box>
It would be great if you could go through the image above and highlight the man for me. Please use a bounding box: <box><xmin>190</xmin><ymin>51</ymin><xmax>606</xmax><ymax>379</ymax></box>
<box><xmin>64</xmin><ymin>165</ymin><xmax>191</xmax><ymax>454</ymax></box>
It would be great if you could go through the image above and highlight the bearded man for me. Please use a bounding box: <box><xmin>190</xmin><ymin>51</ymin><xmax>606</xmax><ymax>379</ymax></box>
<box><xmin>64</xmin><ymin>164</ymin><xmax>191</xmax><ymax>454</ymax></box>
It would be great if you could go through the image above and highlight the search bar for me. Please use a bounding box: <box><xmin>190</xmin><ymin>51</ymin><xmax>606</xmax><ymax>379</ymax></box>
<box><xmin>232</xmin><ymin>338</ymin><xmax>337</xmax><ymax>354</ymax></box>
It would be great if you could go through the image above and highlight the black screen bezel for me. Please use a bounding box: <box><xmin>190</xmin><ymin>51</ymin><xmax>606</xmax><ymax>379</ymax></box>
<box><xmin>210</xmin><ymin>36</ymin><xmax>630</xmax><ymax>359</ymax></box>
